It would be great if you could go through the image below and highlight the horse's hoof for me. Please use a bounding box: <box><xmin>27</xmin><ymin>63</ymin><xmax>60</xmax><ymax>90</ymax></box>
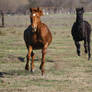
<box><xmin>25</xmin><ymin>65</ymin><xmax>30</xmax><ymax>71</ymax></box>
<box><xmin>78</xmin><ymin>54</ymin><xmax>80</xmax><ymax>56</ymax></box>
<box><xmin>88</xmin><ymin>57</ymin><xmax>90</xmax><ymax>60</ymax></box>
<box><xmin>88</xmin><ymin>54</ymin><xmax>91</xmax><ymax>60</ymax></box>
<box><xmin>41</xmin><ymin>72</ymin><xmax>44</xmax><ymax>76</ymax></box>
<box><xmin>31</xmin><ymin>69</ymin><xmax>34</xmax><ymax>73</ymax></box>
<box><xmin>41</xmin><ymin>70</ymin><xmax>45</xmax><ymax>76</ymax></box>
<box><xmin>85</xmin><ymin>50</ymin><xmax>87</xmax><ymax>54</ymax></box>
<box><xmin>88</xmin><ymin>57</ymin><xmax>91</xmax><ymax>60</ymax></box>
<box><xmin>39</xmin><ymin>65</ymin><xmax>42</xmax><ymax>70</ymax></box>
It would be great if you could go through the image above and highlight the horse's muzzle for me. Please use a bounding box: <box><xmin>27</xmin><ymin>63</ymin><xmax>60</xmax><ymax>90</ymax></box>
<box><xmin>32</xmin><ymin>27</ymin><xmax>37</xmax><ymax>32</ymax></box>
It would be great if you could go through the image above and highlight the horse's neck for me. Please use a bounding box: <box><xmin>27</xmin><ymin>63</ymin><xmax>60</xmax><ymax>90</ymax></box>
<box><xmin>76</xmin><ymin>17</ymin><xmax>85</xmax><ymax>32</ymax></box>
<box><xmin>76</xmin><ymin>16</ymin><xmax>83</xmax><ymax>25</ymax></box>
<box><xmin>37</xmin><ymin>21</ymin><xmax>43</xmax><ymax>28</ymax></box>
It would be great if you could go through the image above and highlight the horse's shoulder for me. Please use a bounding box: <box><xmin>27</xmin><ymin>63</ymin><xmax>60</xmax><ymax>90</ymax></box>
<box><xmin>83</xmin><ymin>20</ymin><xmax>91</xmax><ymax>30</ymax></box>
<box><xmin>38</xmin><ymin>23</ymin><xmax>48</xmax><ymax>30</ymax></box>
<box><xmin>40</xmin><ymin>23</ymin><xmax>47</xmax><ymax>27</ymax></box>
<box><xmin>24</xmin><ymin>25</ymin><xmax>33</xmax><ymax>33</ymax></box>
<box><xmin>84</xmin><ymin>20</ymin><xmax>88</xmax><ymax>23</ymax></box>
<box><xmin>24</xmin><ymin>25</ymin><xmax>34</xmax><ymax>39</ymax></box>
<box><xmin>72</xmin><ymin>22</ymin><xmax>77</xmax><ymax>30</ymax></box>
<box><xmin>72</xmin><ymin>22</ymin><xmax>77</xmax><ymax>27</ymax></box>
<box><xmin>84</xmin><ymin>20</ymin><xmax>90</xmax><ymax>25</ymax></box>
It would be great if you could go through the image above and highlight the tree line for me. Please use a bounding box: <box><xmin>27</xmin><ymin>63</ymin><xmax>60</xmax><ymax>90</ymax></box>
<box><xmin>0</xmin><ymin>0</ymin><xmax>92</xmax><ymax>14</ymax></box>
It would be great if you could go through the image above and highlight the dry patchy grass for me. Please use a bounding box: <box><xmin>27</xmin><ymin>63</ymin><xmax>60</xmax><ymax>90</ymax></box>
<box><xmin>0</xmin><ymin>13</ymin><xmax>92</xmax><ymax>92</ymax></box>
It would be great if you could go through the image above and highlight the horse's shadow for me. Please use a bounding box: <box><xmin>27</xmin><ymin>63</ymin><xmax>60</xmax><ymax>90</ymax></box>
<box><xmin>0</xmin><ymin>72</ymin><xmax>12</xmax><ymax>78</ymax></box>
<box><xmin>0</xmin><ymin>70</ymin><xmax>31</xmax><ymax>78</ymax></box>
<box><xmin>18</xmin><ymin>57</ymin><xmax>25</xmax><ymax>62</ymax></box>
<box><xmin>0</xmin><ymin>56</ymin><xmax>55</xmax><ymax>78</ymax></box>
<box><xmin>47</xmin><ymin>60</ymin><xmax>55</xmax><ymax>62</ymax></box>
<box><xmin>17</xmin><ymin>57</ymin><xmax>41</xmax><ymax>62</ymax></box>
<box><xmin>0</xmin><ymin>26</ymin><xmax>4</xmax><ymax>27</ymax></box>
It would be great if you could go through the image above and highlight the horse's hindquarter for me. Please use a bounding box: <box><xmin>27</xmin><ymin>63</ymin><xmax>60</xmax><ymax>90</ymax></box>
<box><xmin>84</xmin><ymin>21</ymin><xmax>91</xmax><ymax>35</ymax></box>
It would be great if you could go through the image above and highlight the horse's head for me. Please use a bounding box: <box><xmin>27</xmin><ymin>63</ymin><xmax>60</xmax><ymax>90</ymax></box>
<box><xmin>76</xmin><ymin>7</ymin><xmax>84</xmax><ymax>19</ymax></box>
<box><xmin>30</xmin><ymin>8</ymin><xmax>43</xmax><ymax>31</ymax></box>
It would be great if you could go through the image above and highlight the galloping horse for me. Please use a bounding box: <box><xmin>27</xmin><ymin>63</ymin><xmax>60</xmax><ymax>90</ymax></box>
<box><xmin>24</xmin><ymin>8</ymin><xmax>52</xmax><ymax>75</ymax></box>
<box><xmin>71</xmin><ymin>7</ymin><xmax>91</xmax><ymax>60</ymax></box>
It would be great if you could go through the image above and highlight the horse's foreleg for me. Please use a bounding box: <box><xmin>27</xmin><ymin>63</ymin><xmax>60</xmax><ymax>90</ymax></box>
<box><xmin>31</xmin><ymin>51</ymin><xmax>35</xmax><ymax>72</ymax></box>
<box><xmin>75</xmin><ymin>41</ymin><xmax>80</xmax><ymax>56</ymax></box>
<box><xmin>25</xmin><ymin>46</ymin><xmax>32</xmax><ymax>71</ymax></box>
<box><xmin>84</xmin><ymin>40</ymin><xmax>88</xmax><ymax>54</ymax></box>
<box><xmin>40</xmin><ymin>43</ymin><xmax>48</xmax><ymax>75</ymax></box>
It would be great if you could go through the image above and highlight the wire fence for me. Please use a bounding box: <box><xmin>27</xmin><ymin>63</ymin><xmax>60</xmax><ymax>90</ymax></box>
<box><xmin>0</xmin><ymin>10</ymin><xmax>92</xmax><ymax>27</ymax></box>
<box><xmin>0</xmin><ymin>14</ymin><xmax>31</xmax><ymax>27</ymax></box>
<box><xmin>0</xmin><ymin>8</ymin><xmax>76</xmax><ymax>27</ymax></box>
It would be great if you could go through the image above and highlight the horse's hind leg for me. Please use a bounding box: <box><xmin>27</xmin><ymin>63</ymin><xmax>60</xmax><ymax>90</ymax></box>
<box><xmin>88</xmin><ymin>39</ymin><xmax>91</xmax><ymax>60</ymax></box>
<box><xmin>31</xmin><ymin>51</ymin><xmax>35</xmax><ymax>72</ymax></box>
<box><xmin>75</xmin><ymin>41</ymin><xmax>81</xmax><ymax>56</ymax></box>
<box><xmin>25</xmin><ymin>46</ymin><xmax>32</xmax><ymax>71</ymax></box>
<box><xmin>84</xmin><ymin>39</ymin><xmax>88</xmax><ymax>54</ymax></box>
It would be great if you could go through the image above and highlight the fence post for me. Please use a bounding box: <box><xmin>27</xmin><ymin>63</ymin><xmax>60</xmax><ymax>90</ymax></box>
<box><xmin>1</xmin><ymin>11</ymin><xmax>4</xmax><ymax>27</ymax></box>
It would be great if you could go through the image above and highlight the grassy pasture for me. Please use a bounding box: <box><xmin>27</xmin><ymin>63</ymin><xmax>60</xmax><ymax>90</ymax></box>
<box><xmin>0</xmin><ymin>13</ymin><xmax>92</xmax><ymax>92</ymax></box>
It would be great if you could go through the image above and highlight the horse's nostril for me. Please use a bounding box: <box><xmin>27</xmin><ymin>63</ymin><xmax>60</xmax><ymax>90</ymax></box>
<box><xmin>34</xmin><ymin>28</ymin><xmax>37</xmax><ymax>32</ymax></box>
<box><xmin>32</xmin><ymin>27</ymin><xmax>36</xmax><ymax>32</ymax></box>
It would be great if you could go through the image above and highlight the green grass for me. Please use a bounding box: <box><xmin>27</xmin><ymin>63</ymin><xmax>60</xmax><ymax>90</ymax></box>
<box><xmin>0</xmin><ymin>13</ymin><xmax>92</xmax><ymax>92</ymax></box>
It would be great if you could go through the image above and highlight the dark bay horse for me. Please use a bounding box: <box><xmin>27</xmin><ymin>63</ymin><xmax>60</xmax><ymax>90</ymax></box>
<box><xmin>24</xmin><ymin>8</ymin><xmax>52</xmax><ymax>75</ymax></box>
<box><xmin>71</xmin><ymin>7</ymin><xmax>91</xmax><ymax>60</ymax></box>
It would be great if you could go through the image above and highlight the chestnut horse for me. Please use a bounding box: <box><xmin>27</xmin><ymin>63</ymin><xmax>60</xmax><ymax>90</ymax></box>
<box><xmin>24</xmin><ymin>8</ymin><xmax>52</xmax><ymax>75</ymax></box>
<box><xmin>71</xmin><ymin>7</ymin><xmax>91</xmax><ymax>60</ymax></box>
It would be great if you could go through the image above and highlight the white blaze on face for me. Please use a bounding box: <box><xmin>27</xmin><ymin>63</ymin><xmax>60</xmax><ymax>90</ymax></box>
<box><xmin>33</xmin><ymin>13</ymin><xmax>36</xmax><ymax>16</ymax></box>
<box><xmin>32</xmin><ymin>13</ymin><xmax>37</xmax><ymax>32</ymax></box>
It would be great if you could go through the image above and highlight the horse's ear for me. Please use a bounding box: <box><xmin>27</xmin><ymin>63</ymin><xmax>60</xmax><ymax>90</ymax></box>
<box><xmin>81</xmin><ymin>7</ymin><xmax>84</xmax><ymax>13</ymax></box>
<box><xmin>30</xmin><ymin>8</ymin><xmax>32</xmax><ymax>13</ymax></box>
<box><xmin>76</xmin><ymin>8</ymin><xmax>78</xmax><ymax>12</ymax></box>
<box><xmin>37</xmin><ymin>8</ymin><xmax>43</xmax><ymax>16</ymax></box>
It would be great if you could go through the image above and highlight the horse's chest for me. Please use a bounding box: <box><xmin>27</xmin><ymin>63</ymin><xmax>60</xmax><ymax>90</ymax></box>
<box><xmin>77</xmin><ymin>27</ymin><xmax>83</xmax><ymax>35</ymax></box>
<box><xmin>72</xmin><ymin>27</ymin><xmax>81</xmax><ymax>40</ymax></box>
<box><xmin>74</xmin><ymin>27</ymin><xmax>84</xmax><ymax>40</ymax></box>
<box><xmin>30</xmin><ymin>33</ymin><xmax>43</xmax><ymax>48</ymax></box>
<box><xmin>30</xmin><ymin>33</ymin><xmax>39</xmax><ymax>44</ymax></box>
<box><xmin>31</xmin><ymin>34</ymin><xmax>37</xmax><ymax>42</ymax></box>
